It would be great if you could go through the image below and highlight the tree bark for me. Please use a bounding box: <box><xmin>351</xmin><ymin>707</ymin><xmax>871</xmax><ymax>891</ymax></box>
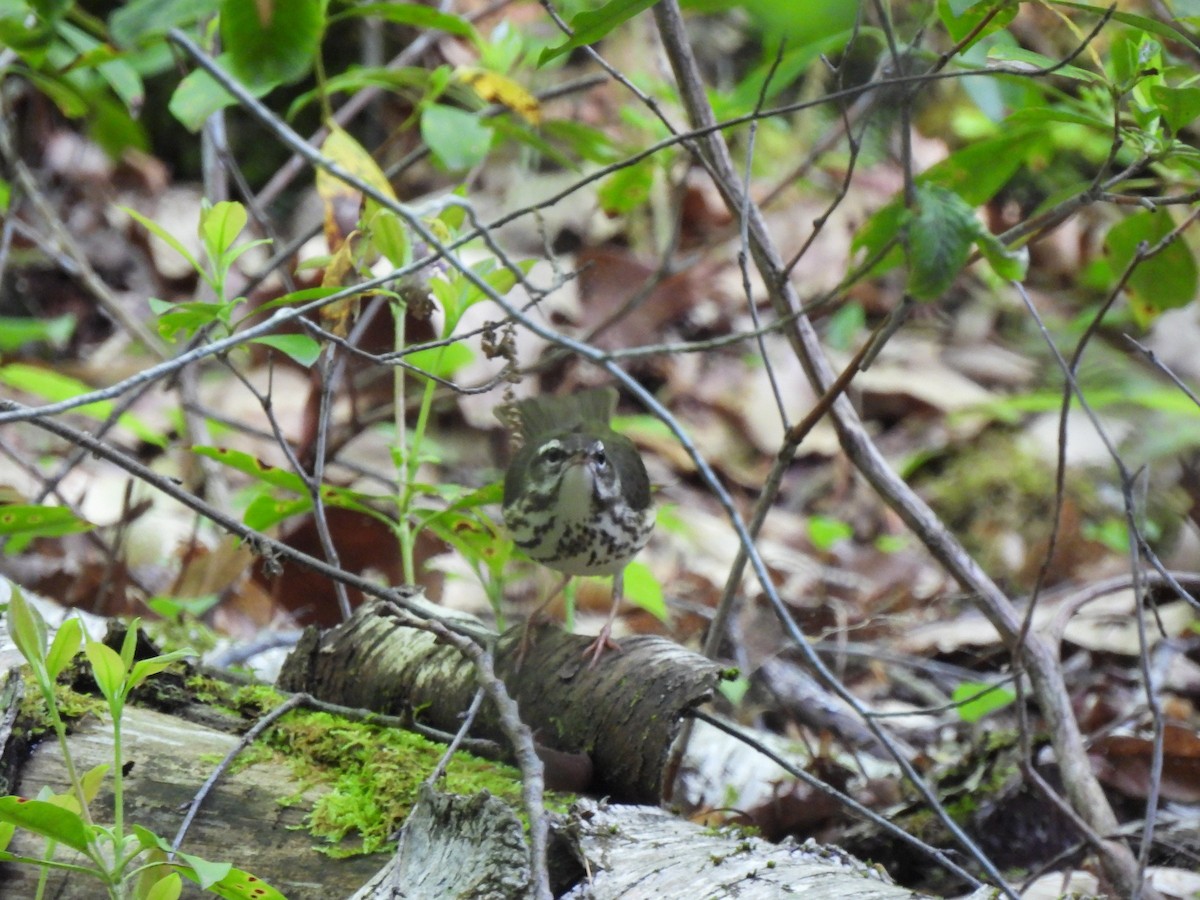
<box><xmin>278</xmin><ymin>601</ymin><xmax>726</xmax><ymax>802</ymax></box>
<box><xmin>1</xmin><ymin>689</ymin><xmax>386</xmax><ymax>898</ymax></box>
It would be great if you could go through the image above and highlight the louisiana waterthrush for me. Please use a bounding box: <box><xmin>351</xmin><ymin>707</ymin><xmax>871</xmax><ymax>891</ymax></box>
<box><xmin>500</xmin><ymin>387</ymin><xmax>654</xmax><ymax>666</ymax></box>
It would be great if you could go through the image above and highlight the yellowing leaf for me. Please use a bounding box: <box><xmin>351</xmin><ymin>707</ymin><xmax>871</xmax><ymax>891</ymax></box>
<box><xmin>456</xmin><ymin>67</ymin><xmax>540</xmax><ymax>125</ymax></box>
<box><xmin>316</xmin><ymin>126</ymin><xmax>396</xmax><ymax>252</ymax></box>
<box><xmin>319</xmin><ymin>232</ymin><xmax>366</xmax><ymax>336</ymax></box>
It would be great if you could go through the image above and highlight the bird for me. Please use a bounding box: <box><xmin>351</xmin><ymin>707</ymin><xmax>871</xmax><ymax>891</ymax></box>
<box><xmin>499</xmin><ymin>386</ymin><xmax>655</xmax><ymax>667</ymax></box>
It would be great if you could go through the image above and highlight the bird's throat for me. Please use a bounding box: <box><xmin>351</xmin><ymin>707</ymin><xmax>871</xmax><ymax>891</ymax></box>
<box><xmin>556</xmin><ymin>462</ymin><xmax>594</xmax><ymax>521</ymax></box>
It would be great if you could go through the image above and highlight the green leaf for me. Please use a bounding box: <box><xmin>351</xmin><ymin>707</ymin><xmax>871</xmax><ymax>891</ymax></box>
<box><xmin>598</xmin><ymin>162</ymin><xmax>654</xmax><ymax>216</ymax></box>
<box><xmin>825</xmin><ymin>301</ymin><xmax>865</xmax><ymax>351</ymax></box>
<box><xmin>146</xmin><ymin>594</ymin><xmax>221</xmax><ymax>620</ymax></box>
<box><xmin>420</xmin><ymin>104</ymin><xmax>492</xmax><ymax>171</ymax></box>
<box><xmin>713</xmin><ymin>29</ymin><xmax>860</xmax><ymax>117</ymax></box>
<box><xmin>540</xmin><ymin>0</ymin><xmax>661</xmax><ymax>65</ymax></box>
<box><xmin>1106</xmin><ymin>28</ymin><xmax>1159</xmax><ymax>90</ymax></box>
<box><xmin>144</xmin><ymin>871</ymin><xmax>183</xmax><ymax>900</ymax></box>
<box><xmin>0</xmin><ymin>503</ymin><xmax>94</xmax><ymax>554</ymax></box>
<box><xmin>1048</xmin><ymin>1</ymin><xmax>1200</xmax><ymax>57</ymax></box>
<box><xmin>807</xmin><ymin>515</ymin><xmax>853</xmax><ymax>551</ymax></box>
<box><xmin>168</xmin><ymin>53</ymin><xmax>277</xmax><ymax>132</ymax></box>
<box><xmin>246</xmin><ymin>285</ymin><xmax>344</xmax><ymax>317</ymax></box>
<box><xmin>923</xmin><ymin>127</ymin><xmax>1046</xmax><ymax>206</ymax></box>
<box><xmin>985</xmin><ymin>44</ymin><xmax>1099</xmax><ymax>82</ymax></box>
<box><xmin>976</xmin><ymin>230</ymin><xmax>1029</xmax><ymax>281</ymax></box>
<box><xmin>717</xmin><ymin>675</ymin><xmax>749</xmax><ymax>705</ymax></box>
<box><xmin>438</xmin><ymin>259</ymin><xmax>529</xmax><ymax>334</ymax></box>
<box><xmin>414</xmin><ymin>481</ymin><xmax>504</xmax><ymax>535</ymax></box>
<box><xmin>618</xmin><ymin>561</ymin><xmax>666</xmax><ymax>621</ymax></box>
<box><xmin>0</xmin><ymin>314</ymin><xmax>75</xmax><ymax>352</ymax></box>
<box><xmin>45</xmin><ymin>617</ymin><xmax>83</xmax><ymax>680</ymax></box>
<box><xmin>1150</xmin><ymin>84</ymin><xmax>1200</xmax><ymax>133</ymax></box>
<box><xmin>739</xmin><ymin>0</ymin><xmax>857</xmax><ymax>44</ymax></box>
<box><xmin>178</xmin><ymin>851</ymin><xmax>231</xmax><ymax>889</ymax></box>
<box><xmin>437</xmin><ymin>187</ymin><xmax>468</xmax><ymax>232</ymax></box>
<box><xmin>19</xmin><ymin>68</ymin><xmax>88</xmax><ymax>117</ymax></box>
<box><xmin>110</xmin><ymin>0</ymin><xmax>220</xmax><ymax>46</ymax></box>
<box><xmin>190</xmin><ymin>446</ymin><xmax>310</xmax><ymax>492</ymax></box>
<box><xmin>540</xmin><ymin>120</ymin><xmax>622</xmax><ymax>165</ymax></box>
<box><xmin>366</xmin><ymin>207</ymin><xmax>410</xmax><ymax>269</ymax></box>
<box><xmin>6</xmin><ymin>582</ymin><xmax>48</xmax><ymax>670</ymax></box>
<box><xmin>79</xmin><ymin>764</ymin><xmax>110</xmax><ymax>805</ymax></box>
<box><xmin>186</xmin><ymin>863</ymin><xmax>287</xmax><ymax>899</ymax></box>
<box><xmin>242</xmin><ymin>494</ymin><xmax>312</xmax><ymax>531</ymax></box>
<box><xmin>31</xmin><ymin>0</ymin><xmax>76</xmax><ymax>21</ymax></box>
<box><xmin>220</xmin><ymin>0</ymin><xmax>323</xmax><ymax>87</ymax></box>
<box><xmin>148</xmin><ymin>297</ymin><xmax>236</xmax><ymax>342</ymax></box>
<box><xmin>0</xmin><ymin>3</ymin><xmax>57</xmax><ymax>55</ymax></box>
<box><xmin>288</xmin><ymin>65</ymin><xmax>432</xmax><ymax>119</ymax></box>
<box><xmin>1104</xmin><ymin>208</ymin><xmax>1199</xmax><ymax>325</ymax></box>
<box><xmin>1007</xmin><ymin>105</ymin><xmax>1111</xmax><ymax>129</ymax></box>
<box><xmin>1083</xmin><ymin>517</ymin><xmax>1129</xmax><ymax>553</ymax></box>
<box><xmin>875</xmin><ymin>534</ymin><xmax>909</xmax><ymax>554</ymax></box>
<box><xmin>0</xmin><ymin>363</ymin><xmax>166</xmax><ymax>446</ymax></box>
<box><xmin>250</xmin><ymin>334</ymin><xmax>323</xmax><ymax>367</ymax></box>
<box><xmin>437</xmin><ymin>480</ymin><xmax>503</xmax><ymax>513</ymax></box>
<box><xmin>330</xmin><ymin>3</ymin><xmax>478</xmax><ymax>42</ymax></box>
<box><xmin>907</xmin><ymin>184</ymin><xmax>982</xmax><ymax>300</ymax></box>
<box><xmin>0</xmin><ymin>364</ymin><xmax>164</xmax><ymax>446</ymax></box>
<box><xmin>0</xmin><ymin>797</ymin><xmax>91</xmax><ymax>853</ymax></box>
<box><xmin>56</xmin><ymin>20</ymin><xmax>145</xmax><ymax>111</ymax></box>
<box><xmin>404</xmin><ymin>344</ymin><xmax>474</xmax><ymax>379</ymax></box>
<box><xmin>127</xmin><ymin>651</ymin><xmax>191</xmax><ymax>693</ymax></box>
<box><xmin>953</xmin><ymin>681</ymin><xmax>1016</xmax><ymax>723</ymax></box>
<box><xmin>119</xmin><ymin>618</ymin><xmax>141</xmax><ymax>669</ymax></box>
<box><xmin>131</xmin><ymin>823</ymin><xmax>170</xmax><ymax>851</ymax></box>
<box><xmin>85</xmin><ymin>640</ymin><xmax>127</xmax><ymax>706</ymax></box>
<box><xmin>85</xmin><ymin>93</ymin><xmax>151</xmax><ymax>157</ymax></box>
<box><xmin>937</xmin><ymin>0</ymin><xmax>1016</xmax><ymax>47</ymax></box>
<box><xmin>199</xmin><ymin>200</ymin><xmax>247</xmax><ymax>263</ymax></box>
<box><xmin>851</xmin><ymin>198</ymin><xmax>908</xmax><ymax>276</ymax></box>
<box><xmin>123</xmin><ymin>206</ymin><xmax>202</xmax><ymax>277</ymax></box>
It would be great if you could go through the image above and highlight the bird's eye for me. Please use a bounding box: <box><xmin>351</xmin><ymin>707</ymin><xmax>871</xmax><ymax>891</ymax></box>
<box><xmin>538</xmin><ymin>443</ymin><xmax>566</xmax><ymax>466</ymax></box>
<box><xmin>591</xmin><ymin>447</ymin><xmax>608</xmax><ymax>468</ymax></box>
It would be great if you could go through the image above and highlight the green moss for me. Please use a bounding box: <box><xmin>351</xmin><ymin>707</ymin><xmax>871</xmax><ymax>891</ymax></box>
<box><xmin>249</xmin><ymin>706</ymin><xmax>571</xmax><ymax>857</ymax></box>
<box><xmin>230</xmin><ymin>683</ymin><xmax>288</xmax><ymax>717</ymax></box>
<box><xmin>52</xmin><ymin>682</ymin><xmax>106</xmax><ymax>721</ymax></box>
<box><xmin>15</xmin><ymin>675</ymin><xmax>105</xmax><ymax>738</ymax></box>
<box><xmin>918</xmin><ymin>427</ymin><xmax>1190</xmax><ymax>587</ymax></box>
<box><xmin>916</xmin><ymin>433</ymin><xmax>1092</xmax><ymax>583</ymax></box>
<box><xmin>184</xmin><ymin>674</ymin><xmax>224</xmax><ymax>705</ymax></box>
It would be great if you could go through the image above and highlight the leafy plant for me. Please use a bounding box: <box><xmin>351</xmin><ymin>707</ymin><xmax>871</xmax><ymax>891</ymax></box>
<box><xmin>0</xmin><ymin>579</ymin><xmax>282</xmax><ymax>899</ymax></box>
<box><xmin>952</xmin><ymin>681</ymin><xmax>1017</xmax><ymax>724</ymax></box>
<box><xmin>0</xmin><ymin>503</ymin><xmax>94</xmax><ymax>555</ymax></box>
<box><xmin>0</xmin><ymin>365</ymin><xmax>164</xmax><ymax>447</ymax></box>
<box><xmin>0</xmin><ymin>0</ymin><xmax>150</xmax><ymax>154</ymax></box>
<box><xmin>0</xmin><ymin>314</ymin><xmax>76</xmax><ymax>352</ymax></box>
<box><xmin>131</xmin><ymin>202</ymin><xmax>273</xmax><ymax>339</ymax></box>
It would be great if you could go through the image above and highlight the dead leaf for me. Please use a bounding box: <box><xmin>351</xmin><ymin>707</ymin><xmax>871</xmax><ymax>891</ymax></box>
<box><xmin>1089</xmin><ymin>723</ymin><xmax>1200</xmax><ymax>803</ymax></box>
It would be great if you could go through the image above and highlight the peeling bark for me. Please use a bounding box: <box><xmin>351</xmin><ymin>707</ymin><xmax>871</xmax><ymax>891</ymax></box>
<box><xmin>278</xmin><ymin>601</ymin><xmax>725</xmax><ymax>801</ymax></box>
